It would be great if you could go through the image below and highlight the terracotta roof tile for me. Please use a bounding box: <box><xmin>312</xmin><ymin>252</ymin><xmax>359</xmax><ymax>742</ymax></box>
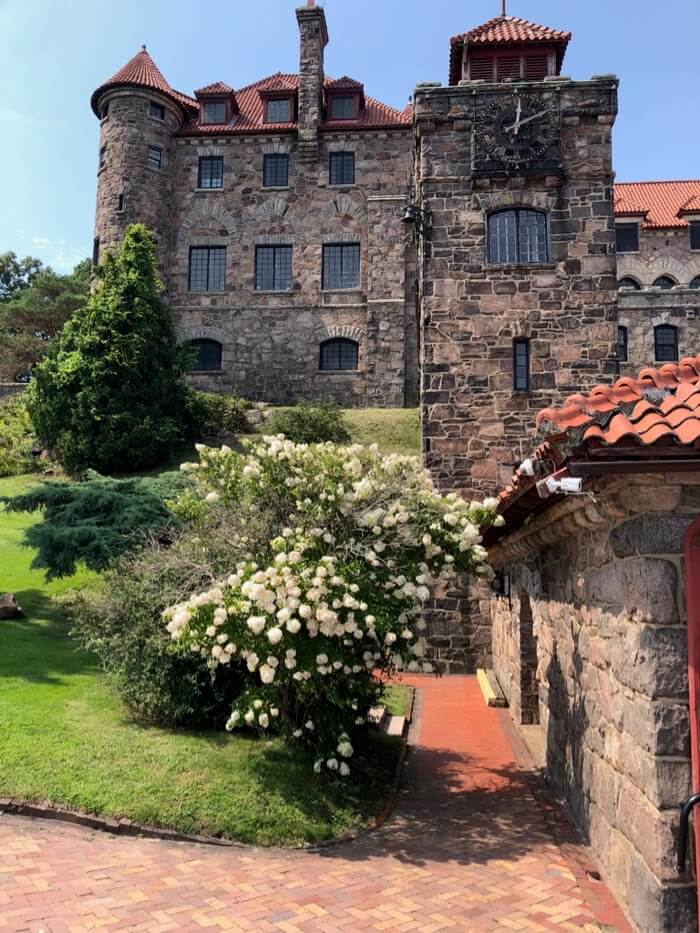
<box><xmin>614</xmin><ymin>181</ymin><xmax>700</xmax><ymax>229</ymax></box>
<box><xmin>195</xmin><ymin>81</ymin><xmax>234</xmax><ymax>95</ymax></box>
<box><xmin>91</xmin><ymin>47</ymin><xmax>197</xmax><ymax>116</ymax></box>
<box><xmin>179</xmin><ymin>73</ymin><xmax>410</xmax><ymax>136</ymax></box>
<box><xmin>456</xmin><ymin>15</ymin><xmax>571</xmax><ymax>46</ymax></box>
<box><xmin>449</xmin><ymin>15</ymin><xmax>570</xmax><ymax>86</ymax></box>
<box><xmin>494</xmin><ymin>357</ymin><xmax>700</xmax><ymax>519</ymax></box>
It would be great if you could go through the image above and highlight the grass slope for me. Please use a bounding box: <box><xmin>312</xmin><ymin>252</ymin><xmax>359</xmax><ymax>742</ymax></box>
<box><xmin>343</xmin><ymin>408</ymin><xmax>420</xmax><ymax>457</ymax></box>
<box><xmin>0</xmin><ymin>476</ymin><xmax>400</xmax><ymax>845</ymax></box>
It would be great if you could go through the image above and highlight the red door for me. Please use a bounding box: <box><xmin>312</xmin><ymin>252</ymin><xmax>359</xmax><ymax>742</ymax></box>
<box><xmin>684</xmin><ymin>516</ymin><xmax>700</xmax><ymax>922</ymax></box>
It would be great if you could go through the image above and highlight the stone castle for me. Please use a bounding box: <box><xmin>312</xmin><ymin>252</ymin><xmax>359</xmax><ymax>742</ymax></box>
<box><xmin>91</xmin><ymin>3</ymin><xmax>700</xmax><ymax>498</ymax></box>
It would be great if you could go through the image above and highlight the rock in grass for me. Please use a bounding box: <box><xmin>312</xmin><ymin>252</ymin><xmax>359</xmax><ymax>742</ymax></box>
<box><xmin>0</xmin><ymin>593</ymin><xmax>23</xmax><ymax>619</ymax></box>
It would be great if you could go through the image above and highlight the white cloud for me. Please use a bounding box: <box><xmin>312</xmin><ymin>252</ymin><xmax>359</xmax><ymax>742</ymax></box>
<box><xmin>32</xmin><ymin>236</ymin><xmax>50</xmax><ymax>248</ymax></box>
<box><xmin>27</xmin><ymin>235</ymin><xmax>88</xmax><ymax>271</ymax></box>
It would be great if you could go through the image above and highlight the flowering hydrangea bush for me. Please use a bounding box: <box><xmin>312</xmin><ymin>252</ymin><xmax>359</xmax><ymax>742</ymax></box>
<box><xmin>164</xmin><ymin>437</ymin><xmax>501</xmax><ymax>775</ymax></box>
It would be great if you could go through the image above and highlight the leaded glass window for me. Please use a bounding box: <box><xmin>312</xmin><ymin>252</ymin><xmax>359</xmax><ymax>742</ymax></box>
<box><xmin>263</xmin><ymin>154</ymin><xmax>289</xmax><ymax>187</ymax></box>
<box><xmin>513</xmin><ymin>339</ymin><xmax>530</xmax><ymax>390</ymax></box>
<box><xmin>329</xmin><ymin>95</ymin><xmax>356</xmax><ymax>119</ymax></box>
<box><xmin>615</xmin><ymin>223</ymin><xmax>639</xmax><ymax>253</ymax></box>
<box><xmin>150</xmin><ymin>101</ymin><xmax>165</xmax><ymax>120</ymax></box>
<box><xmin>654</xmin><ymin>325</ymin><xmax>678</xmax><ymax>362</ymax></box>
<box><xmin>618</xmin><ymin>277</ymin><xmax>641</xmax><ymax>290</ymax></box>
<box><xmin>322</xmin><ymin>244</ymin><xmax>360</xmax><ymax>290</ymax></box>
<box><xmin>653</xmin><ymin>276</ymin><xmax>675</xmax><ymax>290</ymax></box>
<box><xmin>188</xmin><ymin>246</ymin><xmax>226</xmax><ymax>292</ymax></box>
<box><xmin>329</xmin><ymin>151</ymin><xmax>355</xmax><ymax>185</ymax></box>
<box><xmin>198</xmin><ymin>156</ymin><xmax>224</xmax><ymax>189</ymax></box>
<box><xmin>189</xmin><ymin>339</ymin><xmax>222</xmax><ymax>371</ymax></box>
<box><xmin>487</xmin><ymin>210</ymin><xmax>548</xmax><ymax>264</ymax></box>
<box><xmin>147</xmin><ymin>145</ymin><xmax>162</xmax><ymax>170</ymax></box>
<box><xmin>320</xmin><ymin>338</ymin><xmax>358</xmax><ymax>371</ymax></box>
<box><xmin>617</xmin><ymin>326</ymin><xmax>628</xmax><ymax>362</ymax></box>
<box><xmin>202</xmin><ymin>101</ymin><xmax>227</xmax><ymax>124</ymax></box>
<box><xmin>266</xmin><ymin>99</ymin><xmax>291</xmax><ymax>123</ymax></box>
<box><xmin>255</xmin><ymin>245</ymin><xmax>292</xmax><ymax>291</ymax></box>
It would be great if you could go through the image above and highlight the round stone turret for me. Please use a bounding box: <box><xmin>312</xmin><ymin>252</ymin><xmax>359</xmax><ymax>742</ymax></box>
<box><xmin>91</xmin><ymin>47</ymin><xmax>194</xmax><ymax>291</ymax></box>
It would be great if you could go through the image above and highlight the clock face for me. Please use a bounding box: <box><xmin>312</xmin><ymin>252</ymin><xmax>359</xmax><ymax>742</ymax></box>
<box><xmin>475</xmin><ymin>96</ymin><xmax>558</xmax><ymax>172</ymax></box>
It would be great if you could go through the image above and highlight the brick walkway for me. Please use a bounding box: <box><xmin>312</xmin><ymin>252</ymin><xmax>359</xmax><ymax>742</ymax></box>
<box><xmin>0</xmin><ymin>676</ymin><xmax>630</xmax><ymax>932</ymax></box>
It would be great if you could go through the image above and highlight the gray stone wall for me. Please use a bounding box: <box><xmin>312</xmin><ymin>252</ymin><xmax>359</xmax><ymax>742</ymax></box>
<box><xmin>94</xmin><ymin>88</ymin><xmax>181</xmax><ymax>290</ymax></box>
<box><xmin>414</xmin><ymin>76</ymin><xmax>619</xmax><ymax>497</ymax></box>
<box><xmin>93</xmin><ymin>89</ymin><xmax>416</xmax><ymax>408</ymax></box>
<box><xmin>617</xmin><ymin>227</ymin><xmax>700</xmax><ymax>288</ymax></box>
<box><xmin>618</xmin><ymin>287</ymin><xmax>700</xmax><ymax>375</ymax></box>
<box><xmin>0</xmin><ymin>384</ymin><xmax>26</xmax><ymax>401</ymax></box>
<box><xmin>489</xmin><ymin>475</ymin><xmax>697</xmax><ymax>932</ymax></box>
<box><xmin>168</xmin><ymin>131</ymin><xmax>414</xmax><ymax>406</ymax></box>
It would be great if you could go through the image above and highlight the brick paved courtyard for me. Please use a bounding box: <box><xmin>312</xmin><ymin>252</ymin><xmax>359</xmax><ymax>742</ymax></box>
<box><xmin>0</xmin><ymin>676</ymin><xmax>630</xmax><ymax>932</ymax></box>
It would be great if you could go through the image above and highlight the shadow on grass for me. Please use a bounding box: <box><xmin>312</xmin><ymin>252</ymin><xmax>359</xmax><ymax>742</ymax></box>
<box><xmin>0</xmin><ymin>588</ymin><xmax>98</xmax><ymax>684</ymax></box>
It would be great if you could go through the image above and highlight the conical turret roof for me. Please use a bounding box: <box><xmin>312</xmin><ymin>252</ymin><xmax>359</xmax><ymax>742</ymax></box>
<box><xmin>91</xmin><ymin>47</ymin><xmax>197</xmax><ymax>116</ymax></box>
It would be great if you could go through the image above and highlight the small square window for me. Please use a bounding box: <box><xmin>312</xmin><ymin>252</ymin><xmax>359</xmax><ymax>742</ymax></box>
<box><xmin>690</xmin><ymin>222</ymin><xmax>700</xmax><ymax>251</ymax></box>
<box><xmin>615</xmin><ymin>223</ymin><xmax>639</xmax><ymax>253</ymax></box>
<box><xmin>329</xmin><ymin>151</ymin><xmax>355</xmax><ymax>186</ymax></box>
<box><xmin>150</xmin><ymin>101</ymin><xmax>165</xmax><ymax>120</ymax></box>
<box><xmin>99</xmin><ymin>145</ymin><xmax>107</xmax><ymax>168</ymax></box>
<box><xmin>329</xmin><ymin>95</ymin><xmax>356</xmax><ymax>119</ymax></box>
<box><xmin>255</xmin><ymin>245</ymin><xmax>293</xmax><ymax>291</ymax></box>
<box><xmin>198</xmin><ymin>156</ymin><xmax>224</xmax><ymax>189</ymax></box>
<box><xmin>147</xmin><ymin>145</ymin><xmax>162</xmax><ymax>170</ymax></box>
<box><xmin>513</xmin><ymin>339</ymin><xmax>530</xmax><ymax>391</ymax></box>
<box><xmin>263</xmin><ymin>154</ymin><xmax>289</xmax><ymax>188</ymax></box>
<box><xmin>202</xmin><ymin>100</ymin><xmax>227</xmax><ymax>124</ymax></box>
<box><xmin>266</xmin><ymin>98</ymin><xmax>291</xmax><ymax>123</ymax></box>
<box><xmin>322</xmin><ymin>244</ymin><xmax>360</xmax><ymax>290</ymax></box>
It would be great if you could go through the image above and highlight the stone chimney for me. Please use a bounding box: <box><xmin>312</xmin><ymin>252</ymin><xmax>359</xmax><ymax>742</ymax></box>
<box><xmin>296</xmin><ymin>1</ymin><xmax>328</xmax><ymax>162</ymax></box>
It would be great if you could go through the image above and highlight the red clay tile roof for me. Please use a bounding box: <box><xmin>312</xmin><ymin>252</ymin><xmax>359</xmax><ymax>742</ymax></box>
<box><xmin>493</xmin><ymin>357</ymin><xmax>700</xmax><ymax>524</ymax></box>
<box><xmin>614</xmin><ymin>181</ymin><xmax>700</xmax><ymax>229</ymax></box>
<box><xmin>195</xmin><ymin>81</ymin><xmax>234</xmax><ymax>95</ymax></box>
<box><xmin>91</xmin><ymin>47</ymin><xmax>197</xmax><ymax>116</ymax></box>
<box><xmin>459</xmin><ymin>15</ymin><xmax>571</xmax><ymax>46</ymax></box>
<box><xmin>179</xmin><ymin>73</ymin><xmax>411</xmax><ymax>135</ymax></box>
<box><xmin>449</xmin><ymin>15</ymin><xmax>571</xmax><ymax>85</ymax></box>
<box><xmin>536</xmin><ymin>356</ymin><xmax>700</xmax><ymax>448</ymax></box>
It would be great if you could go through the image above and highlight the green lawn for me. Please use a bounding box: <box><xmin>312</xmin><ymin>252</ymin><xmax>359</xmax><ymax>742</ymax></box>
<box><xmin>384</xmin><ymin>684</ymin><xmax>413</xmax><ymax>718</ymax></box>
<box><xmin>0</xmin><ymin>475</ymin><xmax>401</xmax><ymax>845</ymax></box>
<box><xmin>343</xmin><ymin>408</ymin><xmax>420</xmax><ymax>457</ymax></box>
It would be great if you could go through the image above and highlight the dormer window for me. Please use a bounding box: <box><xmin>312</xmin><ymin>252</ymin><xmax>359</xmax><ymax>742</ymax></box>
<box><xmin>265</xmin><ymin>98</ymin><xmax>292</xmax><ymax>124</ymax></box>
<box><xmin>202</xmin><ymin>100</ymin><xmax>227</xmax><ymax>124</ymax></box>
<box><xmin>329</xmin><ymin>95</ymin><xmax>357</xmax><ymax>119</ymax></box>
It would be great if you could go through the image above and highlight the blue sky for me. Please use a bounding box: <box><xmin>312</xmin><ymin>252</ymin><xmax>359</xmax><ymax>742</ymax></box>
<box><xmin>1</xmin><ymin>0</ymin><xmax>697</xmax><ymax>271</ymax></box>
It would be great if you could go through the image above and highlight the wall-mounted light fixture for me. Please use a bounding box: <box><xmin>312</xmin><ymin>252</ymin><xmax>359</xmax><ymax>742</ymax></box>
<box><xmin>401</xmin><ymin>203</ymin><xmax>431</xmax><ymax>235</ymax></box>
<box><xmin>491</xmin><ymin>569</ymin><xmax>511</xmax><ymax>600</ymax></box>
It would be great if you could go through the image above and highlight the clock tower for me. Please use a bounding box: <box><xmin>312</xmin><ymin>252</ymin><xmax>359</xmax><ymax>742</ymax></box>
<box><xmin>414</xmin><ymin>14</ymin><xmax>619</xmax><ymax>499</ymax></box>
<box><xmin>413</xmin><ymin>14</ymin><xmax>618</xmax><ymax>670</ymax></box>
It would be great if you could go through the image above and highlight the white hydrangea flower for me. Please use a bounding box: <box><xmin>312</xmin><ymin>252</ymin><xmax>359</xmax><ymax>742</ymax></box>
<box><xmin>326</xmin><ymin>758</ymin><xmax>339</xmax><ymax>771</ymax></box>
<box><xmin>339</xmin><ymin>762</ymin><xmax>350</xmax><ymax>777</ymax></box>
<box><xmin>259</xmin><ymin>664</ymin><xmax>275</xmax><ymax>684</ymax></box>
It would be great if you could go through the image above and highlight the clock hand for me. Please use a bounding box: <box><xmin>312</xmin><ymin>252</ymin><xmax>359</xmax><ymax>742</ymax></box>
<box><xmin>504</xmin><ymin>109</ymin><xmax>550</xmax><ymax>134</ymax></box>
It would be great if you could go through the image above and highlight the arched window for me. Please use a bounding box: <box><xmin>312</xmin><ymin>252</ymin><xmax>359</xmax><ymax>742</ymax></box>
<box><xmin>653</xmin><ymin>275</ymin><xmax>676</xmax><ymax>290</ymax></box>
<box><xmin>616</xmin><ymin>326</ymin><xmax>628</xmax><ymax>362</ymax></box>
<box><xmin>487</xmin><ymin>209</ymin><xmax>548</xmax><ymax>265</ymax></box>
<box><xmin>654</xmin><ymin>325</ymin><xmax>678</xmax><ymax>362</ymax></box>
<box><xmin>319</xmin><ymin>338</ymin><xmax>358</xmax><ymax>371</ymax></box>
<box><xmin>618</xmin><ymin>277</ymin><xmax>641</xmax><ymax>290</ymax></box>
<box><xmin>189</xmin><ymin>338</ymin><xmax>222</xmax><ymax>371</ymax></box>
<box><xmin>689</xmin><ymin>276</ymin><xmax>700</xmax><ymax>290</ymax></box>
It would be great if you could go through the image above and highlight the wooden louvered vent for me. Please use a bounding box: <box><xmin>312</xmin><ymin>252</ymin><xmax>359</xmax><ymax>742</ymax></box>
<box><xmin>524</xmin><ymin>54</ymin><xmax>549</xmax><ymax>79</ymax></box>
<box><xmin>469</xmin><ymin>56</ymin><xmax>495</xmax><ymax>81</ymax></box>
<box><xmin>496</xmin><ymin>56</ymin><xmax>522</xmax><ymax>81</ymax></box>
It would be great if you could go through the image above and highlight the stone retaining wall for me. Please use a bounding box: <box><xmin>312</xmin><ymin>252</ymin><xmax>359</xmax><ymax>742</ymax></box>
<box><xmin>489</xmin><ymin>475</ymin><xmax>697</xmax><ymax>932</ymax></box>
<box><xmin>0</xmin><ymin>384</ymin><xmax>26</xmax><ymax>401</ymax></box>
